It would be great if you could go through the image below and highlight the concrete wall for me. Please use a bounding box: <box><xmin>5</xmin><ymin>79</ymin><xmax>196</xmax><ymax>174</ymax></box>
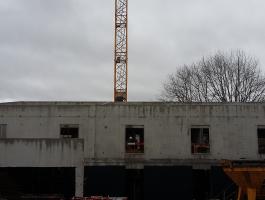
<box><xmin>0</xmin><ymin>102</ymin><xmax>265</xmax><ymax>165</ymax></box>
<box><xmin>92</xmin><ymin>103</ymin><xmax>264</xmax><ymax>161</ymax></box>
<box><xmin>0</xmin><ymin>139</ymin><xmax>84</xmax><ymax>167</ymax></box>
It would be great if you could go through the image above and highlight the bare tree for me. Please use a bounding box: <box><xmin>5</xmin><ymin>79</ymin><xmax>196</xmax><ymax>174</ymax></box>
<box><xmin>161</xmin><ymin>50</ymin><xmax>265</xmax><ymax>102</ymax></box>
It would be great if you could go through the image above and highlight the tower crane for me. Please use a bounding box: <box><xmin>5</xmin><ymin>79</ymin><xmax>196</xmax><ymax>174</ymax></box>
<box><xmin>114</xmin><ymin>0</ymin><xmax>128</xmax><ymax>102</ymax></box>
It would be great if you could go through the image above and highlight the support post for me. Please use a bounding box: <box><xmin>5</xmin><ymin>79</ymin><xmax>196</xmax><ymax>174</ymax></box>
<box><xmin>75</xmin><ymin>165</ymin><xmax>84</xmax><ymax>197</ymax></box>
<box><xmin>247</xmin><ymin>188</ymin><xmax>256</xmax><ymax>200</ymax></box>
<box><xmin>237</xmin><ymin>187</ymin><xmax>243</xmax><ymax>200</ymax></box>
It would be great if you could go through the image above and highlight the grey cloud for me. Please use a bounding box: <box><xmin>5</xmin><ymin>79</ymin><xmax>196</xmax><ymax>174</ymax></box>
<box><xmin>0</xmin><ymin>0</ymin><xmax>265</xmax><ymax>102</ymax></box>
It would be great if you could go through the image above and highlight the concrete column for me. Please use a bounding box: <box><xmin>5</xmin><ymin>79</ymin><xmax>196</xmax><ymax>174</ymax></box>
<box><xmin>75</xmin><ymin>165</ymin><xmax>84</xmax><ymax>197</ymax></box>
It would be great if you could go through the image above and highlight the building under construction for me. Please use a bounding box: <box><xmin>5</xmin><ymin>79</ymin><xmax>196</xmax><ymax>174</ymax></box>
<box><xmin>1</xmin><ymin>0</ymin><xmax>265</xmax><ymax>199</ymax></box>
<box><xmin>0</xmin><ymin>101</ymin><xmax>265</xmax><ymax>200</ymax></box>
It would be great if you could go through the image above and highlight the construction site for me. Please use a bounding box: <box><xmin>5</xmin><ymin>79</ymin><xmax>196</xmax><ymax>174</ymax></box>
<box><xmin>1</xmin><ymin>102</ymin><xmax>265</xmax><ymax>200</ymax></box>
<box><xmin>1</xmin><ymin>1</ymin><xmax>265</xmax><ymax>200</ymax></box>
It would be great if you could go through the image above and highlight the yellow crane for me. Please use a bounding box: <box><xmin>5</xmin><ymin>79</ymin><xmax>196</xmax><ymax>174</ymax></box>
<box><xmin>114</xmin><ymin>0</ymin><xmax>128</xmax><ymax>102</ymax></box>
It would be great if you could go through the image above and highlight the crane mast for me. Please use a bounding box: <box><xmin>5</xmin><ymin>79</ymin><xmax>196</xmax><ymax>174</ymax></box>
<box><xmin>114</xmin><ymin>0</ymin><xmax>128</xmax><ymax>102</ymax></box>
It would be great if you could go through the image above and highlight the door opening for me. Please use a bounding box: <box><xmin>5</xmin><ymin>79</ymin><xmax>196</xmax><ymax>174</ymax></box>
<box><xmin>192</xmin><ymin>169</ymin><xmax>210</xmax><ymax>200</ymax></box>
<box><xmin>126</xmin><ymin>169</ymin><xmax>144</xmax><ymax>200</ymax></box>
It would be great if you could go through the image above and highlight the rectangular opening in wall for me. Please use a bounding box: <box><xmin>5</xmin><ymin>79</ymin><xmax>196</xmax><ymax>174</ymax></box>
<box><xmin>0</xmin><ymin>167</ymin><xmax>75</xmax><ymax>199</ymax></box>
<box><xmin>191</xmin><ymin>127</ymin><xmax>210</xmax><ymax>154</ymax></box>
<box><xmin>0</xmin><ymin>124</ymin><xmax>7</xmax><ymax>138</ymax></box>
<box><xmin>192</xmin><ymin>169</ymin><xmax>210</xmax><ymax>200</ymax></box>
<box><xmin>126</xmin><ymin>169</ymin><xmax>144</xmax><ymax>200</ymax></box>
<box><xmin>258</xmin><ymin>127</ymin><xmax>265</xmax><ymax>154</ymax></box>
<box><xmin>126</xmin><ymin>125</ymin><xmax>144</xmax><ymax>153</ymax></box>
<box><xmin>60</xmin><ymin>124</ymin><xmax>79</xmax><ymax>138</ymax></box>
<box><xmin>84</xmin><ymin>166</ymin><xmax>126</xmax><ymax>197</ymax></box>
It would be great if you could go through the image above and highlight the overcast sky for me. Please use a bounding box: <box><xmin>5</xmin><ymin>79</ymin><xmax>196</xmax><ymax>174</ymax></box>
<box><xmin>0</xmin><ymin>0</ymin><xmax>265</xmax><ymax>102</ymax></box>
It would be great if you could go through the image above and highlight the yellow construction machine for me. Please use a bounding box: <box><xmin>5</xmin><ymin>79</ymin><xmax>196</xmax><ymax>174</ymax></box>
<box><xmin>222</xmin><ymin>160</ymin><xmax>265</xmax><ymax>200</ymax></box>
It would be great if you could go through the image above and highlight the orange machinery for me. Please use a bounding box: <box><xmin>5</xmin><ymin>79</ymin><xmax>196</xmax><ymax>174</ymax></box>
<box><xmin>222</xmin><ymin>160</ymin><xmax>265</xmax><ymax>200</ymax></box>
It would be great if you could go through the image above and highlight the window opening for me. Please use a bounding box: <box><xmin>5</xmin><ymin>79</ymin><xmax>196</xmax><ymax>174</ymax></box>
<box><xmin>0</xmin><ymin>124</ymin><xmax>7</xmax><ymax>138</ymax></box>
<box><xmin>191</xmin><ymin>127</ymin><xmax>210</xmax><ymax>154</ymax></box>
<box><xmin>258</xmin><ymin>127</ymin><xmax>265</xmax><ymax>154</ymax></box>
<box><xmin>126</xmin><ymin>126</ymin><xmax>144</xmax><ymax>153</ymax></box>
<box><xmin>60</xmin><ymin>124</ymin><xmax>79</xmax><ymax>138</ymax></box>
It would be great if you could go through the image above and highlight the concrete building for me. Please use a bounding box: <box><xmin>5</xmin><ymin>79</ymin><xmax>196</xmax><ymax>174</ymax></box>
<box><xmin>0</xmin><ymin>101</ymin><xmax>265</xmax><ymax>200</ymax></box>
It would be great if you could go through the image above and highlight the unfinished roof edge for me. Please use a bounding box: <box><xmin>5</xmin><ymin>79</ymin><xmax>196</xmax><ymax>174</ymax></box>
<box><xmin>0</xmin><ymin>101</ymin><xmax>264</xmax><ymax>106</ymax></box>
